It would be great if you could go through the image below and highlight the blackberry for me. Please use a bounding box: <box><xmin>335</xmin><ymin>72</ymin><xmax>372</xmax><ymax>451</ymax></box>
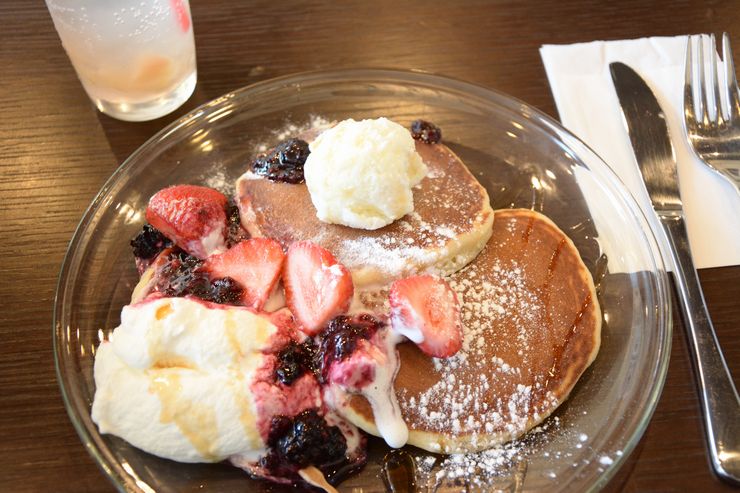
<box><xmin>275</xmin><ymin>342</ymin><xmax>316</xmax><ymax>385</ymax></box>
<box><xmin>276</xmin><ymin>138</ymin><xmax>311</xmax><ymax>168</ymax></box>
<box><xmin>251</xmin><ymin>138</ymin><xmax>310</xmax><ymax>184</ymax></box>
<box><xmin>209</xmin><ymin>277</ymin><xmax>244</xmax><ymax>304</ymax></box>
<box><xmin>154</xmin><ymin>250</ymin><xmax>245</xmax><ymax>305</ymax></box>
<box><xmin>156</xmin><ymin>251</ymin><xmax>209</xmax><ymax>298</ymax></box>
<box><xmin>267</xmin><ymin>409</ymin><xmax>347</xmax><ymax>468</ymax></box>
<box><xmin>316</xmin><ymin>314</ymin><xmax>381</xmax><ymax>382</ymax></box>
<box><xmin>410</xmin><ymin>119</ymin><xmax>442</xmax><ymax>144</ymax></box>
<box><xmin>130</xmin><ymin>224</ymin><xmax>171</xmax><ymax>259</ymax></box>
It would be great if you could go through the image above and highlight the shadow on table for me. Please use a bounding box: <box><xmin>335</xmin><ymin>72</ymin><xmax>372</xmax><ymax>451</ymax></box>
<box><xmin>94</xmin><ymin>84</ymin><xmax>218</xmax><ymax>166</ymax></box>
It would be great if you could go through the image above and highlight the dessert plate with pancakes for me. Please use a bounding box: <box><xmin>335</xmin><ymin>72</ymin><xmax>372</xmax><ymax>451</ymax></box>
<box><xmin>56</xmin><ymin>69</ymin><xmax>671</xmax><ymax>492</ymax></box>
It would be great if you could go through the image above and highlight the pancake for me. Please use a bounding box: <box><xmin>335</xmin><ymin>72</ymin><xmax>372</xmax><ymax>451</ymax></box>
<box><xmin>341</xmin><ymin>209</ymin><xmax>602</xmax><ymax>453</ymax></box>
<box><xmin>236</xmin><ymin>141</ymin><xmax>494</xmax><ymax>287</ymax></box>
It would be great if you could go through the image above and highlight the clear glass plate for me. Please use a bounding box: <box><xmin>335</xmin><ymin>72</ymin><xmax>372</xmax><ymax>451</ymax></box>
<box><xmin>54</xmin><ymin>69</ymin><xmax>671</xmax><ymax>492</ymax></box>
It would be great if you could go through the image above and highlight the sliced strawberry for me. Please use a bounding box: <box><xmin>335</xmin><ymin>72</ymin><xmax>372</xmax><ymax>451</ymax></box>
<box><xmin>283</xmin><ymin>241</ymin><xmax>354</xmax><ymax>336</ymax></box>
<box><xmin>201</xmin><ymin>238</ymin><xmax>285</xmax><ymax>309</ymax></box>
<box><xmin>146</xmin><ymin>185</ymin><xmax>228</xmax><ymax>259</ymax></box>
<box><xmin>389</xmin><ymin>275</ymin><xmax>463</xmax><ymax>358</ymax></box>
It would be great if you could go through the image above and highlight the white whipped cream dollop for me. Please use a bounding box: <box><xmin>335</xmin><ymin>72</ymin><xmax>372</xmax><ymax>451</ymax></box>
<box><xmin>91</xmin><ymin>297</ymin><xmax>275</xmax><ymax>463</ymax></box>
<box><xmin>304</xmin><ymin>118</ymin><xmax>428</xmax><ymax>230</ymax></box>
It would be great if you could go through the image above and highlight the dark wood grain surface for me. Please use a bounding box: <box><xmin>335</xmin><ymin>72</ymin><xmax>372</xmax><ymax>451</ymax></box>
<box><xmin>1</xmin><ymin>0</ymin><xmax>738</xmax><ymax>491</ymax></box>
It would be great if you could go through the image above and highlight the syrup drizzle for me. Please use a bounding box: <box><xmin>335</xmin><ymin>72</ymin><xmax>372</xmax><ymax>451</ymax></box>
<box><xmin>532</xmin><ymin>293</ymin><xmax>593</xmax><ymax>407</ymax></box>
<box><xmin>521</xmin><ymin>215</ymin><xmax>536</xmax><ymax>244</ymax></box>
<box><xmin>540</xmin><ymin>238</ymin><xmax>567</xmax><ymax>335</ymax></box>
<box><xmin>529</xmin><ymin>237</ymin><xmax>568</xmax><ymax>409</ymax></box>
<box><xmin>546</xmin><ymin>239</ymin><xmax>567</xmax><ymax>281</ymax></box>
<box><xmin>382</xmin><ymin>449</ymin><xmax>418</xmax><ymax>492</ymax></box>
<box><xmin>149</xmin><ymin>372</ymin><xmax>219</xmax><ymax>461</ymax></box>
<box><xmin>548</xmin><ymin>293</ymin><xmax>592</xmax><ymax>379</ymax></box>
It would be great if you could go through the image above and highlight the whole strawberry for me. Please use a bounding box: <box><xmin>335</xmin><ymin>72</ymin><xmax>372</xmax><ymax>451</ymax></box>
<box><xmin>146</xmin><ymin>185</ymin><xmax>228</xmax><ymax>259</ymax></box>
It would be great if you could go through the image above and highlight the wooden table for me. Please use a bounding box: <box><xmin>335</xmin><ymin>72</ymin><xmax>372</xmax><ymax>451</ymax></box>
<box><xmin>1</xmin><ymin>1</ymin><xmax>738</xmax><ymax>491</ymax></box>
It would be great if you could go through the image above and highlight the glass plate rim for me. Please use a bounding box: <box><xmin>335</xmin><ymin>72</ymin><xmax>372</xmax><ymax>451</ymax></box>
<box><xmin>53</xmin><ymin>67</ymin><xmax>673</xmax><ymax>492</ymax></box>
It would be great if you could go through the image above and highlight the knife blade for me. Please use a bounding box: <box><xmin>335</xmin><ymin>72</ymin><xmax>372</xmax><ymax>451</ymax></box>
<box><xmin>609</xmin><ymin>62</ymin><xmax>681</xmax><ymax>212</ymax></box>
<box><xmin>610</xmin><ymin>61</ymin><xmax>740</xmax><ymax>486</ymax></box>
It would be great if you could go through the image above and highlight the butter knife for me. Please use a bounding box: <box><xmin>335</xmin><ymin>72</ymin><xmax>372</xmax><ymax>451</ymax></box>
<box><xmin>610</xmin><ymin>62</ymin><xmax>739</xmax><ymax>485</ymax></box>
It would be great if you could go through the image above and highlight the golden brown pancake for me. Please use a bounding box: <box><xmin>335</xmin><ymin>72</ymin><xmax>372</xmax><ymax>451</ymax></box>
<box><xmin>236</xmin><ymin>141</ymin><xmax>494</xmax><ymax>287</ymax></box>
<box><xmin>342</xmin><ymin>209</ymin><xmax>601</xmax><ymax>453</ymax></box>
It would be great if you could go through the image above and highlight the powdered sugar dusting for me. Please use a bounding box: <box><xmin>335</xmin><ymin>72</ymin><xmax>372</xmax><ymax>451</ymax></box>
<box><xmin>389</xmin><ymin>415</ymin><xmax>626</xmax><ymax>487</ymax></box>
<box><xmin>397</xmin><ymin>249</ymin><xmax>557</xmax><ymax>441</ymax></box>
<box><xmin>332</xmin><ymin>196</ymin><xmax>476</xmax><ymax>283</ymax></box>
<box><xmin>203</xmin><ymin>168</ymin><xmax>230</xmax><ymax>193</ymax></box>
<box><xmin>338</xmin><ymin>235</ymin><xmax>448</xmax><ymax>281</ymax></box>
<box><xmin>254</xmin><ymin>115</ymin><xmax>333</xmax><ymax>154</ymax></box>
<box><xmin>407</xmin><ymin>418</ymin><xmax>558</xmax><ymax>489</ymax></box>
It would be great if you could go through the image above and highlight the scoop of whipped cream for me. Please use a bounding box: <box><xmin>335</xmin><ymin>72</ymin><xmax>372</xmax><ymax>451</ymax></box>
<box><xmin>304</xmin><ymin>118</ymin><xmax>428</xmax><ymax>230</ymax></box>
<box><xmin>91</xmin><ymin>297</ymin><xmax>282</xmax><ymax>463</ymax></box>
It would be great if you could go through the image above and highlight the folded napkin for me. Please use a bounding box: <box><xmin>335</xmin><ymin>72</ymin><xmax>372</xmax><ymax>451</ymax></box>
<box><xmin>540</xmin><ymin>36</ymin><xmax>740</xmax><ymax>270</ymax></box>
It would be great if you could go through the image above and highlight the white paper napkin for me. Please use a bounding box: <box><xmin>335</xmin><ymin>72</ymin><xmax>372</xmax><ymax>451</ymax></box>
<box><xmin>540</xmin><ymin>36</ymin><xmax>740</xmax><ymax>270</ymax></box>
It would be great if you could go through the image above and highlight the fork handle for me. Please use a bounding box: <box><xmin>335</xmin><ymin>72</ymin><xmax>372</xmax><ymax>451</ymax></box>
<box><xmin>660</xmin><ymin>213</ymin><xmax>740</xmax><ymax>485</ymax></box>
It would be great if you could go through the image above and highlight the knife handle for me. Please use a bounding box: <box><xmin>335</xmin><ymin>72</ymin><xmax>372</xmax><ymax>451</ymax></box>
<box><xmin>660</xmin><ymin>213</ymin><xmax>740</xmax><ymax>486</ymax></box>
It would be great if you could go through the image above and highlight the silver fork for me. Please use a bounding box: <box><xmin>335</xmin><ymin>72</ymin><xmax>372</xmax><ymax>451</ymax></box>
<box><xmin>684</xmin><ymin>33</ymin><xmax>740</xmax><ymax>194</ymax></box>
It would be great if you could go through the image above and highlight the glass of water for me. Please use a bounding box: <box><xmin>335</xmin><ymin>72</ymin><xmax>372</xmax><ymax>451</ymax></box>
<box><xmin>46</xmin><ymin>0</ymin><xmax>197</xmax><ymax>122</ymax></box>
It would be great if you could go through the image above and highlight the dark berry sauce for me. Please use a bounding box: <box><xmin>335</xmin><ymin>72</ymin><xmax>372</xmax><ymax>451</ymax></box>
<box><xmin>154</xmin><ymin>249</ymin><xmax>244</xmax><ymax>305</ymax></box>
<box><xmin>410</xmin><ymin>119</ymin><xmax>442</xmax><ymax>144</ymax></box>
<box><xmin>251</xmin><ymin>138</ymin><xmax>310</xmax><ymax>184</ymax></box>
<box><xmin>316</xmin><ymin>314</ymin><xmax>382</xmax><ymax>383</ymax></box>
<box><xmin>258</xmin><ymin>409</ymin><xmax>365</xmax><ymax>485</ymax></box>
<box><xmin>274</xmin><ymin>341</ymin><xmax>316</xmax><ymax>385</ymax></box>
<box><xmin>131</xmin><ymin>224</ymin><xmax>171</xmax><ymax>260</ymax></box>
<box><xmin>209</xmin><ymin>277</ymin><xmax>244</xmax><ymax>304</ymax></box>
<box><xmin>272</xmin><ymin>314</ymin><xmax>382</xmax><ymax>386</ymax></box>
<box><xmin>269</xmin><ymin>409</ymin><xmax>347</xmax><ymax>467</ymax></box>
<box><xmin>155</xmin><ymin>250</ymin><xmax>208</xmax><ymax>297</ymax></box>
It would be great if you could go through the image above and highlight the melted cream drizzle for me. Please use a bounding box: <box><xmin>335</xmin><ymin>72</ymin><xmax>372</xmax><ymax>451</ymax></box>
<box><xmin>362</xmin><ymin>330</ymin><xmax>408</xmax><ymax>448</ymax></box>
<box><xmin>327</xmin><ymin>329</ymin><xmax>409</xmax><ymax>449</ymax></box>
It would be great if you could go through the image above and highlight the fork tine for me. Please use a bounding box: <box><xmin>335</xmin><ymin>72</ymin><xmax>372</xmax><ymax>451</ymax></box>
<box><xmin>685</xmin><ymin>35</ymin><xmax>697</xmax><ymax>126</ymax></box>
<box><xmin>698</xmin><ymin>35</ymin><xmax>711</xmax><ymax>126</ymax></box>
<box><xmin>708</xmin><ymin>34</ymin><xmax>725</xmax><ymax>124</ymax></box>
<box><xmin>722</xmin><ymin>33</ymin><xmax>740</xmax><ymax>121</ymax></box>
<box><xmin>683</xmin><ymin>33</ymin><xmax>740</xmax><ymax>197</ymax></box>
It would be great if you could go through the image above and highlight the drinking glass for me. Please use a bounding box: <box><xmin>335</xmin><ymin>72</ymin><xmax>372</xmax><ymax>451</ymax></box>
<box><xmin>46</xmin><ymin>0</ymin><xmax>197</xmax><ymax>122</ymax></box>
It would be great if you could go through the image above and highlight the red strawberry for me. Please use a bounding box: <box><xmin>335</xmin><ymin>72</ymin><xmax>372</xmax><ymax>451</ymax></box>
<box><xmin>389</xmin><ymin>275</ymin><xmax>463</xmax><ymax>358</ymax></box>
<box><xmin>201</xmin><ymin>238</ymin><xmax>285</xmax><ymax>309</ymax></box>
<box><xmin>283</xmin><ymin>241</ymin><xmax>354</xmax><ymax>336</ymax></box>
<box><xmin>146</xmin><ymin>185</ymin><xmax>228</xmax><ymax>259</ymax></box>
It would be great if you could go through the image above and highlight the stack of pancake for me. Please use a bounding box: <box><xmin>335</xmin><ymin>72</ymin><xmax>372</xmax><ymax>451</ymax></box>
<box><xmin>236</xmin><ymin>132</ymin><xmax>601</xmax><ymax>454</ymax></box>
